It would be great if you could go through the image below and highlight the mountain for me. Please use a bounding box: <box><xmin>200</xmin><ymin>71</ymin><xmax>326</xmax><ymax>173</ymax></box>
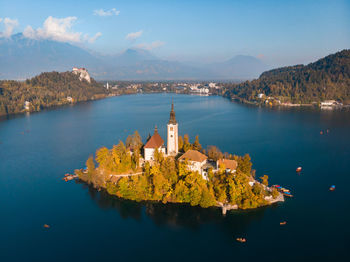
<box><xmin>0</xmin><ymin>33</ymin><xmax>267</xmax><ymax>80</ymax></box>
<box><xmin>110</xmin><ymin>48</ymin><xmax>158</xmax><ymax>66</ymax></box>
<box><xmin>0</xmin><ymin>33</ymin><xmax>103</xmax><ymax>80</ymax></box>
<box><xmin>206</xmin><ymin>55</ymin><xmax>270</xmax><ymax>80</ymax></box>
<box><xmin>225</xmin><ymin>49</ymin><xmax>350</xmax><ymax>104</ymax></box>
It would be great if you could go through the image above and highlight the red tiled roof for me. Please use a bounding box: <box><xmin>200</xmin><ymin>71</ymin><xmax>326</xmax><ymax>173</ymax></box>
<box><xmin>217</xmin><ymin>159</ymin><xmax>238</xmax><ymax>170</ymax></box>
<box><xmin>144</xmin><ymin>130</ymin><xmax>164</xmax><ymax>148</ymax></box>
<box><xmin>179</xmin><ymin>150</ymin><xmax>208</xmax><ymax>162</ymax></box>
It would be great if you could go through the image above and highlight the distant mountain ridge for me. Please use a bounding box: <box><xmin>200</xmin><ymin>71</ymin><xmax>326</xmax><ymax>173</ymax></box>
<box><xmin>208</xmin><ymin>55</ymin><xmax>269</xmax><ymax>79</ymax></box>
<box><xmin>0</xmin><ymin>33</ymin><xmax>268</xmax><ymax>80</ymax></box>
<box><xmin>225</xmin><ymin>49</ymin><xmax>350</xmax><ymax>104</ymax></box>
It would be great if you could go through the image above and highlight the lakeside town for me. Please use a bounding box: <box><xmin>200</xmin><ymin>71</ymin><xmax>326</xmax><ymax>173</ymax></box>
<box><xmin>65</xmin><ymin>67</ymin><xmax>350</xmax><ymax>111</ymax></box>
<box><xmin>5</xmin><ymin>50</ymin><xmax>350</xmax><ymax>118</ymax></box>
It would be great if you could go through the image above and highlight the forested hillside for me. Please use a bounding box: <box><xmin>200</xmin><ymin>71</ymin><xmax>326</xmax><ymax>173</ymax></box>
<box><xmin>224</xmin><ymin>49</ymin><xmax>350</xmax><ymax>104</ymax></box>
<box><xmin>0</xmin><ymin>71</ymin><xmax>107</xmax><ymax>116</ymax></box>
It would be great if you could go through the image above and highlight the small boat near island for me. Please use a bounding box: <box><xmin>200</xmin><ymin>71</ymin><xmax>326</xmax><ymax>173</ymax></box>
<box><xmin>272</xmin><ymin>185</ymin><xmax>293</xmax><ymax>197</ymax></box>
<box><xmin>236</xmin><ymin>238</ymin><xmax>246</xmax><ymax>243</ymax></box>
<box><xmin>62</xmin><ymin>174</ymin><xmax>78</xmax><ymax>182</ymax></box>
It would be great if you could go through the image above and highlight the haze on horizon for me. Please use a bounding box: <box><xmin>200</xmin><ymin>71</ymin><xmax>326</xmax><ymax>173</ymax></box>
<box><xmin>1</xmin><ymin>0</ymin><xmax>349</xmax><ymax>68</ymax></box>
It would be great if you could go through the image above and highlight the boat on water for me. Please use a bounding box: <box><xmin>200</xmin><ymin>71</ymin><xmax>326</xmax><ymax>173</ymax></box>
<box><xmin>236</xmin><ymin>238</ymin><xmax>246</xmax><ymax>243</ymax></box>
<box><xmin>329</xmin><ymin>185</ymin><xmax>336</xmax><ymax>191</ymax></box>
<box><xmin>272</xmin><ymin>185</ymin><xmax>293</xmax><ymax>197</ymax></box>
<box><xmin>62</xmin><ymin>174</ymin><xmax>78</xmax><ymax>182</ymax></box>
<box><xmin>296</xmin><ymin>167</ymin><xmax>302</xmax><ymax>172</ymax></box>
<box><xmin>280</xmin><ymin>221</ymin><xmax>287</xmax><ymax>225</ymax></box>
<box><xmin>283</xmin><ymin>191</ymin><xmax>293</xmax><ymax>197</ymax></box>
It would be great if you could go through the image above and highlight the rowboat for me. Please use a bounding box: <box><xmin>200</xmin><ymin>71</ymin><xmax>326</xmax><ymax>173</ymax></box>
<box><xmin>236</xmin><ymin>238</ymin><xmax>246</xmax><ymax>243</ymax></box>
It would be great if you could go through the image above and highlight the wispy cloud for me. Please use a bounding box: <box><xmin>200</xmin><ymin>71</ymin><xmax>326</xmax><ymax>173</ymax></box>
<box><xmin>94</xmin><ymin>8</ymin><xmax>120</xmax><ymax>17</ymax></box>
<box><xmin>23</xmin><ymin>16</ymin><xmax>101</xmax><ymax>43</ymax></box>
<box><xmin>86</xmin><ymin>32</ymin><xmax>102</xmax><ymax>43</ymax></box>
<box><xmin>0</xmin><ymin>17</ymin><xmax>19</xmax><ymax>38</ymax></box>
<box><xmin>136</xmin><ymin>41</ymin><xmax>165</xmax><ymax>50</ymax></box>
<box><xmin>126</xmin><ymin>30</ymin><xmax>143</xmax><ymax>40</ymax></box>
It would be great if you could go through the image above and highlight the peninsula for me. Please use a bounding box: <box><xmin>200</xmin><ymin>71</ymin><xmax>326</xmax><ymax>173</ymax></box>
<box><xmin>74</xmin><ymin>103</ymin><xmax>284</xmax><ymax>213</ymax></box>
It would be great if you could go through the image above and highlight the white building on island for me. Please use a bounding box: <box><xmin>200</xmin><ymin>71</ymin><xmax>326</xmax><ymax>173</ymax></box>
<box><xmin>144</xmin><ymin>102</ymin><xmax>179</xmax><ymax>161</ymax></box>
<box><xmin>144</xmin><ymin>126</ymin><xmax>166</xmax><ymax>161</ymax></box>
<box><xmin>179</xmin><ymin>149</ymin><xmax>208</xmax><ymax>179</ymax></box>
<box><xmin>167</xmin><ymin>103</ymin><xmax>178</xmax><ymax>156</ymax></box>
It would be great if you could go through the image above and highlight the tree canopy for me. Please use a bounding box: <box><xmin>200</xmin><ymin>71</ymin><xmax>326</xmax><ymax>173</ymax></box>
<box><xmin>224</xmin><ymin>49</ymin><xmax>350</xmax><ymax>105</ymax></box>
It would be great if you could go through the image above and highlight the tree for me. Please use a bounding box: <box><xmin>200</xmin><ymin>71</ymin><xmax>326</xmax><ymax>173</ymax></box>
<box><xmin>86</xmin><ymin>156</ymin><xmax>95</xmax><ymax>183</ymax></box>
<box><xmin>260</xmin><ymin>175</ymin><xmax>269</xmax><ymax>186</ymax></box>
<box><xmin>153</xmin><ymin>148</ymin><xmax>164</xmax><ymax>164</ymax></box>
<box><xmin>178</xmin><ymin>136</ymin><xmax>184</xmax><ymax>151</ymax></box>
<box><xmin>126</xmin><ymin>130</ymin><xmax>143</xmax><ymax>151</ymax></box>
<box><xmin>192</xmin><ymin>135</ymin><xmax>202</xmax><ymax>151</ymax></box>
<box><xmin>95</xmin><ymin>147</ymin><xmax>110</xmax><ymax>169</ymax></box>
<box><xmin>271</xmin><ymin>187</ymin><xmax>279</xmax><ymax>198</ymax></box>
<box><xmin>237</xmin><ymin>154</ymin><xmax>252</xmax><ymax>175</ymax></box>
<box><xmin>207</xmin><ymin>145</ymin><xmax>223</xmax><ymax>161</ymax></box>
<box><xmin>183</xmin><ymin>134</ymin><xmax>191</xmax><ymax>152</ymax></box>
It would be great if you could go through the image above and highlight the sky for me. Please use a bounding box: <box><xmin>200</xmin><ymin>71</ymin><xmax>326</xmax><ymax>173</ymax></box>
<box><xmin>0</xmin><ymin>0</ymin><xmax>349</xmax><ymax>67</ymax></box>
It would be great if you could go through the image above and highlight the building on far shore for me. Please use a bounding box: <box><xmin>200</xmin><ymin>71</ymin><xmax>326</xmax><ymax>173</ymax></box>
<box><xmin>179</xmin><ymin>149</ymin><xmax>208</xmax><ymax>179</ymax></box>
<box><xmin>320</xmin><ymin>100</ymin><xmax>342</xmax><ymax>110</ymax></box>
<box><xmin>144</xmin><ymin>126</ymin><xmax>166</xmax><ymax>161</ymax></box>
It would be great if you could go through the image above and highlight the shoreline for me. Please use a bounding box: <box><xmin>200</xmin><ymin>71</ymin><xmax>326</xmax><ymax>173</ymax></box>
<box><xmin>3</xmin><ymin>91</ymin><xmax>349</xmax><ymax>120</ymax></box>
<box><xmin>227</xmin><ymin>95</ymin><xmax>350</xmax><ymax>111</ymax></box>
<box><xmin>78</xmin><ymin>177</ymin><xmax>284</xmax><ymax>215</ymax></box>
<box><xmin>76</xmin><ymin>169</ymin><xmax>285</xmax><ymax>215</ymax></box>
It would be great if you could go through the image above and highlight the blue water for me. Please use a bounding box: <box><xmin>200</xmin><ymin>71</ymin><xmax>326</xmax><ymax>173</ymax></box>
<box><xmin>1</xmin><ymin>94</ymin><xmax>349</xmax><ymax>261</ymax></box>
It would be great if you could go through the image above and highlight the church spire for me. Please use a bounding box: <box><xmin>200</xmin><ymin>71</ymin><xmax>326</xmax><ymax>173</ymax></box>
<box><xmin>169</xmin><ymin>101</ymin><xmax>177</xmax><ymax>124</ymax></box>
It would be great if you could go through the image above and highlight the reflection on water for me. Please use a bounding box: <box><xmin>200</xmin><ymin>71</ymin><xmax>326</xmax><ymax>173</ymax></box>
<box><xmin>80</xmin><ymin>181</ymin><xmax>268</xmax><ymax>234</ymax></box>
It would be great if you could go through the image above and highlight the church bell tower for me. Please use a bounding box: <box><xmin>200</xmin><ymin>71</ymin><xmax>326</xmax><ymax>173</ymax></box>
<box><xmin>167</xmin><ymin>102</ymin><xmax>178</xmax><ymax>156</ymax></box>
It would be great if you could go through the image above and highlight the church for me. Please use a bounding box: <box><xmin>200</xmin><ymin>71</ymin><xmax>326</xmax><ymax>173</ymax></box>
<box><xmin>144</xmin><ymin>103</ymin><xmax>179</xmax><ymax>161</ymax></box>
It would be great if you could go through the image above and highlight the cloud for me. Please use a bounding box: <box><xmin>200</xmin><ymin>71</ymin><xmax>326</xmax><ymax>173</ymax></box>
<box><xmin>94</xmin><ymin>8</ymin><xmax>120</xmax><ymax>17</ymax></box>
<box><xmin>23</xmin><ymin>16</ymin><xmax>101</xmax><ymax>43</ymax></box>
<box><xmin>85</xmin><ymin>32</ymin><xmax>102</xmax><ymax>43</ymax></box>
<box><xmin>0</xmin><ymin>17</ymin><xmax>19</xmax><ymax>38</ymax></box>
<box><xmin>126</xmin><ymin>30</ymin><xmax>143</xmax><ymax>40</ymax></box>
<box><xmin>136</xmin><ymin>41</ymin><xmax>165</xmax><ymax>50</ymax></box>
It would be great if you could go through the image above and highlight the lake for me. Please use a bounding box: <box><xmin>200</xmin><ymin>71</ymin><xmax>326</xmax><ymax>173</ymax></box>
<box><xmin>1</xmin><ymin>93</ymin><xmax>349</xmax><ymax>262</ymax></box>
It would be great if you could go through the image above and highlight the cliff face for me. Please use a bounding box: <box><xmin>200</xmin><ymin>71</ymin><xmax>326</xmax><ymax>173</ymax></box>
<box><xmin>72</xmin><ymin>68</ymin><xmax>91</xmax><ymax>83</ymax></box>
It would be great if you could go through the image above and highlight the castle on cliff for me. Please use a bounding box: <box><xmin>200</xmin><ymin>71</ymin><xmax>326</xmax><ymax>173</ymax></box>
<box><xmin>72</xmin><ymin>67</ymin><xmax>91</xmax><ymax>83</ymax></box>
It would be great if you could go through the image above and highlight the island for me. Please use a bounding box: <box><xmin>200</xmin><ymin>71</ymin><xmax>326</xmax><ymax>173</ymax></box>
<box><xmin>74</xmin><ymin>103</ymin><xmax>284</xmax><ymax>214</ymax></box>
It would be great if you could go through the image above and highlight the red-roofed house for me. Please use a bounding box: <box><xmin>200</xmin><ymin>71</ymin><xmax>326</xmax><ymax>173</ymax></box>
<box><xmin>144</xmin><ymin>126</ymin><xmax>166</xmax><ymax>161</ymax></box>
<box><xmin>217</xmin><ymin>159</ymin><xmax>238</xmax><ymax>173</ymax></box>
<box><xmin>179</xmin><ymin>149</ymin><xmax>208</xmax><ymax>178</ymax></box>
